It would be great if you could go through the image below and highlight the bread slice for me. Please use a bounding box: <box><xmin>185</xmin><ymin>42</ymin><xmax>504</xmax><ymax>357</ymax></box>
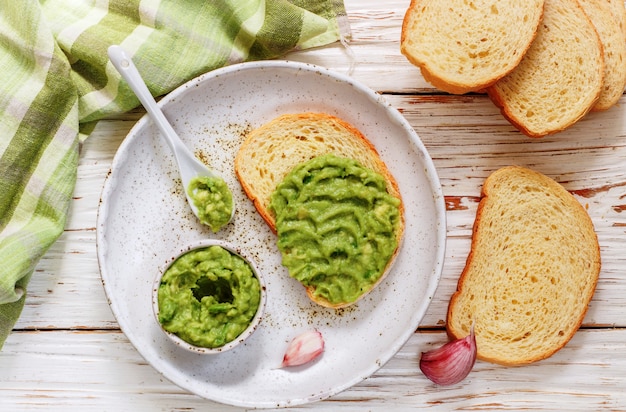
<box><xmin>579</xmin><ymin>0</ymin><xmax>626</xmax><ymax>111</ymax></box>
<box><xmin>608</xmin><ymin>0</ymin><xmax>626</xmax><ymax>39</ymax></box>
<box><xmin>235</xmin><ymin>113</ymin><xmax>404</xmax><ymax>308</ymax></box>
<box><xmin>446</xmin><ymin>166</ymin><xmax>600</xmax><ymax>366</ymax></box>
<box><xmin>487</xmin><ymin>0</ymin><xmax>604</xmax><ymax>137</ymax></box>
<box><xmin>400</xmin><ymin>0</ymin><xmax>545</xmax><ymax>94</ymax></box>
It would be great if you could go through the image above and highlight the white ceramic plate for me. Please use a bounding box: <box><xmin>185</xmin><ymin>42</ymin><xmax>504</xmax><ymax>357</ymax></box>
<box><xmin>97</xmin><ymin>60</ymin><xmax>446</xmax><ymax>408</ymax></box>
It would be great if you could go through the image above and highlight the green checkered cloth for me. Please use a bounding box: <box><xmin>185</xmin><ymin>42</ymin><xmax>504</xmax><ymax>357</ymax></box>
<box><xmin>0</xmin><ymin>0</ymin><xmax>348</xmax><ymax>348</ymax></box>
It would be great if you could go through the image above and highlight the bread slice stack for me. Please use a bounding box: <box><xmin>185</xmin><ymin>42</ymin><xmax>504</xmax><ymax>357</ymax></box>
<box><xmin>446</xmin><ymin>167</ymin><xmax>601</xmax><ymax>365</ymax></box>
<box><xmin>235</xmin><ymin>113</ymin><xmax>404</xmax><ymax>308</ymax></box>
<box><xmin>578</xmin><ymin>0</ymin><xmax>626</xmax><ymax>111</ymax></box>
<box><xmin>401</xmin><ymin>0</ymin><xmax>626</xmax><ymax>137</ymax></box>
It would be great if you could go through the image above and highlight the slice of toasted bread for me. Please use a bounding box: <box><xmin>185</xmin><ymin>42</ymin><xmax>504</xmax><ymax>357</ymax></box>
<box><xmin>234</xmin><ymin>112</ymin><xmax>404</xmax><ymax>308</ymax></box>
<box><xmin>487</xmin><ymin>0</ymin><xmax>604</xmax><ymax>137</ymax></box>
<box><xmin>400</xmin><ymin>0</ymin><xmax>545</xmax><ymax>94</ymax></box>
<box><xmin>579</xmin><ymin>0</ymin><xmax>626</xmax><ymax>111</ymax></box>
<box><xmin>446</xmin><ymin>166</ymin><xmax>600</xmax><ymax>366</ymax></box>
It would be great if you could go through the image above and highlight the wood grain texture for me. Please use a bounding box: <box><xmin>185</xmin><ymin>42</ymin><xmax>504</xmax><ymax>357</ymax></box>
<box><xmin>2</xmin><ymin>330</ymin><xmax>626</xmax><ymax>411</ymax></box>
<box><xmin>4</xmin><ymin>0</ymin><xmax>626</xmax><ymax>410</ymax></box>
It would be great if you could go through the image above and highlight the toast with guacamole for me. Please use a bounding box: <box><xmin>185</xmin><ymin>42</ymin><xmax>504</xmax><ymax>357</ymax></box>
<box><xmin>235</xmin><ymin>113</ymin><xmax>404</xmax><ymax>308</ymax></box>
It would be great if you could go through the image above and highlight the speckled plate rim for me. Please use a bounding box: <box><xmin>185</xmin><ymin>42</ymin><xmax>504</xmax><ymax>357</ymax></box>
<box><xmin>96</xmin><ymin>60</ymin><xmax>447</xmax><ymax>408</ymax></box>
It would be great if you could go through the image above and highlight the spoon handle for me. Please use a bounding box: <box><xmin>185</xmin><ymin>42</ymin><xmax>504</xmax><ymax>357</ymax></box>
<box><xmin>107</xmin><ymin>45</ymin><xmax>183</xmax><ymax>156</ymax></box>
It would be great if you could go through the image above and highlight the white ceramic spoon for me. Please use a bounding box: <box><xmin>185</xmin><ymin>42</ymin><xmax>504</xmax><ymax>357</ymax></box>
<box><xmin>107</xmin><ymin>45</ymin><xmax>234</xmax><ymax>229</ymax></box>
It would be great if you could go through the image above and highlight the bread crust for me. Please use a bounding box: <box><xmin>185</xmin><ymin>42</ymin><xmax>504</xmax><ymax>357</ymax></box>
<box><xmin>446</xmin><ymin>166</ymin><xmax>600</xmax><ymax>365</ymax></box>
<box><xmin>235</xmin><ymin>113</ymin><xmax>405</xmax><ymax>308</ymax></box>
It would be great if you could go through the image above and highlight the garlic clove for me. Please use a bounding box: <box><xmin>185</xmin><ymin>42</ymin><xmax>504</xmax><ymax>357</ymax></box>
<box><xmin>419</xmin><ymin>324</ymin><xmax>477</xmax><ymax>385</ymax></box>
<box><xmin>280</xmin><ymin>330</ymin><xmax>325</xmax><ymax>368</ymax></box>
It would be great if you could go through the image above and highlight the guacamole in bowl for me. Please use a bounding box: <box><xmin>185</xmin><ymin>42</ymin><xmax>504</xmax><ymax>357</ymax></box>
<box><xmin>152</xmin><ymin>239</ymin><xmax>266</xmax><ymax>354</ymax></box>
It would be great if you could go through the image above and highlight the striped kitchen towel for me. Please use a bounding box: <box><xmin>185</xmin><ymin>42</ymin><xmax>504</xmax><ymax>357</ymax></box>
<box><xmin>0</xmin><ymin>0</ymin><xmax>348</xmax><ymax>348</ymax></box>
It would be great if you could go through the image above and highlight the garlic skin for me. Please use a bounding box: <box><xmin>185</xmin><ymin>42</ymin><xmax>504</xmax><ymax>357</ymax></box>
<box><xmin>280</xmin><ymin>330</ymin><xmax>325</xmax><ymax>368</ymax></box>
<box><xmin>419</xmin><ymin>325</ymin><xmax>477</xmax><ymax>385</ymax></box>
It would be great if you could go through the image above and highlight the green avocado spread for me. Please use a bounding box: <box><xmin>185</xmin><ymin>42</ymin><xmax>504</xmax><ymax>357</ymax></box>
<box><xmin>157</xmin><ymin>245</ymin><xmax>261</xmax><ymax>348</ymax></box>
<box><xmin>269</xmin><ymin>154</ymin><xmax>401</xmax><ymax>305</ymax></box>
<box><xmin>187</xmin><ymin>175</ymin><xmax>233</xmax><ymax>232</ymax></box>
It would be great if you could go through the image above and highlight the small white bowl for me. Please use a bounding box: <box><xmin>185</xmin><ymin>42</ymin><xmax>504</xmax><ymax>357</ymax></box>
<box><xmin>152</xmin><ymin>239</ymin><xmax>266</xmax><ymax>354</ymax></box>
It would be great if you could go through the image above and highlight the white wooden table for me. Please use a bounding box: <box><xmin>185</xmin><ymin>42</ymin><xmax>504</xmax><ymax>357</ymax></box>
<box><xmin>3</xmin><ymin>1</ymin><xmax>626</xmax><ymax>410</ymax></box>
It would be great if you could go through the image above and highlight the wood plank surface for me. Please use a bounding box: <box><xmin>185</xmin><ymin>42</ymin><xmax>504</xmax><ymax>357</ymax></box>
<box><xmin>3</xmin><ymin>0</ymin><xmax>626</xmax><ymax>410</ymax></box>
<box><xmin>3</xmin><ymin>329</ymin><xmax>626</xmax><ymax>411</ymax></box>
